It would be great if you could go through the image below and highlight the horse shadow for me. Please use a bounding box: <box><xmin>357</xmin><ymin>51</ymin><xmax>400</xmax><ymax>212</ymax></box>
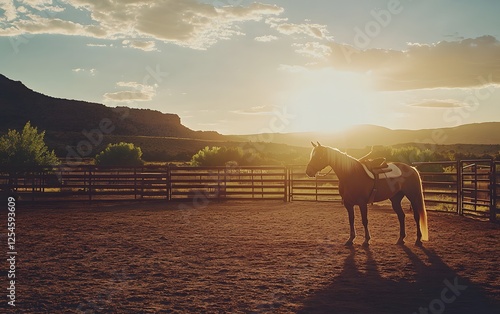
<box><xmin>296</xmin><ymin>245</ymin><xmax>499</xmax><ymax>314</ymax></box>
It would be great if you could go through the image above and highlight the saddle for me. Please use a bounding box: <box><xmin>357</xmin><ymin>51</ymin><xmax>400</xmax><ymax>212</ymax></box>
<box><xmin>362</xmin><ymin>157</ymin><xmax>390</xmax><ymax>174</ymax></box>
<box><xmin>358</xmin><ymin>150</ymin><xmax>401</xmax><ymax>204</ymax></box>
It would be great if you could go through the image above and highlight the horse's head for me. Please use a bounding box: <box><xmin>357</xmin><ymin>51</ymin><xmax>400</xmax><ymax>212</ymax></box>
<box><xmin>306</xmin><ymin>142</ymin><xmax>329</xmax><ymax>177</ymax></box>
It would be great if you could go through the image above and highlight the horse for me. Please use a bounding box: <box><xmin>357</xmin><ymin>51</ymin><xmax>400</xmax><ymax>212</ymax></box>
<box><xmin>306</xmin><ymin>142</ymin><xmax>428</xmax><ymax>246</ymax></box>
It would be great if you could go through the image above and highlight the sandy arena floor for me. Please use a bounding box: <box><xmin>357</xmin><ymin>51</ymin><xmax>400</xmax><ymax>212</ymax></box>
<box><xmin>2</xmin><ymin>200</ymin><xmax>499</xmax><ymax>313</ymax></box>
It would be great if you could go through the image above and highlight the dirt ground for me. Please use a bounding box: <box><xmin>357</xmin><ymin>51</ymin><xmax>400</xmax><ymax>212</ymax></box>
<box><xmin>2</xmin><ymin>200</ymin><xmax>499</xmax><ymax>313</ymax></box>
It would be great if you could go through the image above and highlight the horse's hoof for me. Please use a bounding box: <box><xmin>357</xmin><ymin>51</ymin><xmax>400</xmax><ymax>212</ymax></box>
<box><xmin>396</xmin><ymin>239</ymin><xmax>405</xmax><ymax>245</ymax></box>
<box><xmin>415</xmin><ymin>240</ymin><xmax>423</xmax><ymax>247</ymax></box>
<box><xmin>344</xmin><ymin>241</ymin><xmax>354</xmax><ymax>247</ymax></box>
<box><xmin>362</xmin><ymin>241</ymin><xmax>370</xmax><ymax>247</ymax></box>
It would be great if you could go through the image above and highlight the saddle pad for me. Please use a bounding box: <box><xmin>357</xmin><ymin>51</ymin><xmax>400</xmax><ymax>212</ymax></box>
<box><xmin>362</xmin><ymin>163</ymin><xmax>402</xmax><ymax>179</ymax></box>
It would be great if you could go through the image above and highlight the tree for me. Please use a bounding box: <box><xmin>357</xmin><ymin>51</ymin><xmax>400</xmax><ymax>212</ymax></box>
<box><xmin>190</xmin><ymin>146</ymin><xmax>227</xmax><ymax>166</ymax></box>
<box><xmin>0</xmin><ymin>121</ymin><xmax>59</xmax><ymax>168</ymax></box>
<box><xmin>190</xmin><ymin>146</ymin><xmax>263</xmax><ymax>166</ymax></box>
<box><xmin>95</xmin><ymin>142</ymin><xmax>144</xmax><ymax>166</ymax></box>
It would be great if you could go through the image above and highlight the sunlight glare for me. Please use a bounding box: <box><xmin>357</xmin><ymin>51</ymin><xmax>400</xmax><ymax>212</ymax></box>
<box><xmin>287</xmin><ymin>69</ymin><xmax>375</xmax><ymax>132</ymax></box>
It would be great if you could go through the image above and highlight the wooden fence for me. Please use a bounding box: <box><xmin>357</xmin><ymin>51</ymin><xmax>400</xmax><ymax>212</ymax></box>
<box><xmin>169</xmin><ymin>166</ymin><xmax>286</xmax><ymax>201</ymax></box>
<box><xmin>0</xmin><ymin>165</ymin><xmax>287</xmax><ymax>202</ymax></box>
<box><xmin>1</xmin><ymin>162</ymin><xmax>498</xmax><ymax>221</ymax></box>
<box><xmin>413</xmin><ymin>161</ymin><xmax>459</xmax><ymax>213</ymax></box>
<box><xmin>288</xmin><ymin>165</ymin><xmax>340</xmax><ymax>202</ymax></box>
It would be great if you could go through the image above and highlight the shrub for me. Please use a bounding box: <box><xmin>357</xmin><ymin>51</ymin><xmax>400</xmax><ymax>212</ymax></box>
<box><xmin>0</xmin><ymin>122</ymin><xmax>59</xmax><ymax>168</ymax></box>
<box><xmin>95</xmin><ymin>142</ymin><xmax>144</xmax><ymax>166</ymax></box>
<box><xmin>190</xmin><ymin>146</ymin><xmax>263</xmax><ymax>166</ymax></box>
<box><xmin>191</xmin><ymin>146</ymin><xmax>228</xmax><ymax>166</ymax></box>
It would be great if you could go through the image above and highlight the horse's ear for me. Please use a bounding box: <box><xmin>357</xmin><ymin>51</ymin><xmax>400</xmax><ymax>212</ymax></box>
<box><xmin>311</xmin><ymin>141</ymin><xmax>317</xmax><ymax>148</ymax></box>
<box><xmin>317</xmin><ymin>141</ymin><xmax>322</xmax><ymax>147</ymax></box>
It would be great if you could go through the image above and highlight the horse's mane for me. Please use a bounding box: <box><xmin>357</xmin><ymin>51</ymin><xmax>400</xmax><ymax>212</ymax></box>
<box><xmin>327</xmin><ymin>147</ymin><xmax>359</xmax><ymax>163</ymax></box>
<box><xmin>325</xmin><ymin>146</ymin><xmax>363</xmax><ymax>175</ymax></box>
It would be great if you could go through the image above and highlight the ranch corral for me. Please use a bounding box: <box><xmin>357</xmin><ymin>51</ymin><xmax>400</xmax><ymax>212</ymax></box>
<box><xmin>4</xmin><ymin>201</ymin><xmax>500</xmax><ymax>313</ymax></box>
<box><xmin>1</xmin><ymin>160</ymin><xmax>499</xmax><ymax>221</ymax></box>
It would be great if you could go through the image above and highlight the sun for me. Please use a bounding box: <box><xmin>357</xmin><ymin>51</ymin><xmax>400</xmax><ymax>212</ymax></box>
<box><xmin>286</xmin><ymin>68</ymin><xmax>375</xmax><ymax>133</ymax></box>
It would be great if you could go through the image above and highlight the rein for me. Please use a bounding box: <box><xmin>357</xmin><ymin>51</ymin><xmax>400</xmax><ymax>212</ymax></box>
<box><xmin>316</xmin><ymin>167</ymin><xmax>333</xmax><ymax>177</ymax></box>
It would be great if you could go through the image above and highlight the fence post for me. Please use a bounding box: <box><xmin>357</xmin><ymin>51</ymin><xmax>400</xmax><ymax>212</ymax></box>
<box><xmin>217</xmin><ymin>168</ymin><xmax>221</xmax><ymax>203</ymax></box>
<box><xmin>457</xmin><ymin>160</ymin><xmax>462</xmax><ymax>216</ymax></box>
<box><xmin>490</xmin><ymin>160</ymin><xmax>496</xmax><ymax>222</ymax></box>
<box><xmin>134</xmin><ymin>168</ymin><xmax>137</xmax><ymax>200</ymax></box>
<box><xmin>31</xmin><ymin>168</ymin><xmax>35</xmax><ymax>202</ymax></box>
<box><xmin>315</xmin><ymin>175</ymin><xmax>318</xmax><ymax>202</ymax></box>
<box><xmin>283</xmin><ymin>167</ymin><xmax>287</xmax><ymax>202</ymax></box>
<box><xmin>474</xmin><ymin>164</ymin><xmax>478</xmax><ymax>213</ymax></box>
<box><xmin>88</xmin><ymin>166</ymin><xmax>93</xmax><ymax>203</ymax></box>
<box><xmin>287</xmin><ymin>166</ymin><xmax>292</xmax><ymax>202</ymax></box>
<box><xmin>167</xmin><ymin>165</ymin><xmax>172</xmax><ymax>201</ymax></box>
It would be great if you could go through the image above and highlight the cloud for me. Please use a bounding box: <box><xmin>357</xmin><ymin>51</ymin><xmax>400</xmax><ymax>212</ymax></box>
<box><xmin>104</xmin><ymin>91</ymin><xmax>152</xmax><ymax>102</ymax></box>
<box><xmin>122</xmin><ymin>40</ymin><xmax>157</xmax><ymax>52</ymax></box>
<box><xmin>131</xmin><ymin>1</ymin><xmax>283</xmax><ymax>49</ymax></box>
<box><xmin>276</xmin><ymin>23</ymin><xmax>330</xmax><ymax>39</ymax></box>
<box><xmin>0</xmin><ymin>0</ymin><xmax>284</xmax><ymax>50</ymax></box>
<box><xmin>221</xmin><ymin>2</ymin><xmax>284</xmax><ymax>21</ymax></box>
<box><xmin>0</xmin><ymin>0</ymin><xmax>65</xmax><ymax>25</ymax></box>
<box><xmin>231</xmin><ymin>105</ymin><xmax>275</xmax><ymax>115</ymax></box>
<box><xmin>409</xmin><ymin>100</ymin><xmax>466</xmax><ymax>108</ymax></box>
<box><xmin>254</xmin><ymin>35</ymin><xmax>278</xmax><ymax>42</ymax></box>
<box><xmin>266</xmin><ymin>18</ymin><xmax>332</xmax><ymax>40</ymax></box>
<box><xmin>0</xmin><ymin>14</ymin><xmax>107</xmax><ymax>37</ymax></box>
<box><xmin>19</xmin><ymin>0</ymin><xmax>65</xmax><ymax>13</ymax></box>
<box><xmin>0</xmin><ymin>0</ymin><xmax>17</xmax><ymax>21</ymax></box>
<box><xmin>72</xmin><ymin>68</ymin><xmax>97</xmax><ymax>76</ymax></box>
<box><xmin>104</xmin><ymin>81</ymin><xmax>156</xmax><ymax>102</ymax></box>
<box><xmin>86</xmin><ymin>43</ymin><xmax>108</xmax><ymax>47</ymax></box>
<box><xmin>327</xmin><ymin>36</ymin><xmax>500</xmax><ymax>90</ymax></box>
<box><xmin>293</xmin><ymin>42</ymin><xmax>332</xmax><ymax>59</ymax></box>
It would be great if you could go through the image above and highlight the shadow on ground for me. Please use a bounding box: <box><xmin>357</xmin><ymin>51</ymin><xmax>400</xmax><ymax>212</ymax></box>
<box><xmin>296</xmin><ymin>245</ymin><xmax>499</xmax><ymax>314</ymax></box>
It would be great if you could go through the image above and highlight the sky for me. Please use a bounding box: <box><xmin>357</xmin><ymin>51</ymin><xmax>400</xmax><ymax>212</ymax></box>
<box><xmin>1</xmin><ymin>0</ymin><xmax>500</xmax><ymax>135</ymax></box>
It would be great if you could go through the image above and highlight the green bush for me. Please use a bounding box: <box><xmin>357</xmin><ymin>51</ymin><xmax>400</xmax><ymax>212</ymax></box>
<box><xmin>190</xmin><ymin>146</ymin><xmax>263</xmax><ymax>166</ymax></box>
<box><xmin>0</xmin><ymin>122</ymin><xmax>59</xmax><ymax>168</ymax></box>
<box><xmin>95</xmin><ymin>142</ymin><xmax>144</xmax><ymax>166</ymax></box>
<box><xmin>388</xmin><ymin>146</ymin><xmax>434</xmax><ymax>164</ymax></box>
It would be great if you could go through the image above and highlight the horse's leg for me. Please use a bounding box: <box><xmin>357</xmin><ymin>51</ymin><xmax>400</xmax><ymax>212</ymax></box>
<box><xmin>390</xmin><ymin>192</ymin><xmax>406</xmax><ymax>245</ymax></box>
<box><xmin>345</xmin><ymin>204</ymin><xmax>356</xmax><ymax>246</ymax></box>
<box><xmin>359</xmin><ymin>203</ymin><xmax>371</xmax><ymax>246</ymax></box>
<box><xmin>408</xmin><ymin>193</ymin><xmax>423</xmax><ymax>246</ymax></box>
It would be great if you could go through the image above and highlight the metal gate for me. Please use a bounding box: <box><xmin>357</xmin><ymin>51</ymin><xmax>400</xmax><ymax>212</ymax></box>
<box><xmin>459</xmin><ymin>160</ymin><xmax>496</xmax><ymax>221</ymax></box>
<box><xmin>493</xmin><ymin>162</ymin><xmax>500</xmax><ymax>222</ymax></box>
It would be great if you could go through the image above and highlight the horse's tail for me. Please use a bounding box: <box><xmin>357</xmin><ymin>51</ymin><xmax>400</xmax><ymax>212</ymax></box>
<box><xmin>415</xmin><ymin>169</ymin><xmax>429</xmax><ymax>241</ymax></box>
<box><xmin>418</xmin><ymin>195</ymin><xmax>429</xmax><ymax>241</ymax></box>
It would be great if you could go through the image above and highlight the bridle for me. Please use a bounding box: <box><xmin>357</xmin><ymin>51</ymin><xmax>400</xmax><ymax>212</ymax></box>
<box><xmin>315</xmin><ymin>167</ymin><xmax>333</xmax><ymax>177</ymax></box>
<box><xmin>310</xmin><ymin>144</ymin><xmax>333</xmax><ymax>177</ymax></box>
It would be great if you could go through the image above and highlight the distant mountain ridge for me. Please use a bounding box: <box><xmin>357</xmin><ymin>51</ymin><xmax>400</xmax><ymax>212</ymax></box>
<box><xmin>0</xmin><ymin>74</ymin><xmax>223</xmax><ymax>140</ymax></box>
<box><xmin>1</xmin><ymin>73</ymin><xmax>500</xmax><ymax>161</ymax></box>
<box><xmin>234</xmin><ymin>122</ymin><xmax>500</xmax><ymax>149</ymax></box>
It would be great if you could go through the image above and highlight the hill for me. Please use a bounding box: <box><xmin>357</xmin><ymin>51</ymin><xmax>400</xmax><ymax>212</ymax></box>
<box><xmin>1</xmin><ymin>73</ymin><xmax>499</xmax><ymax>163</ymax></box>
<box><xmin>233</xmin><ymin>123</ymin><xmax>500</xmax><ymax>149</ymax></box>
<box><xmin>0</xmin><ymin>74</ymin><xmax>311</xmax><ymax>162</ymax></box>
<box><xmin>0</xmin><ymin>74</ymin><xmax>223</xmax><ymax>140</ymax></box>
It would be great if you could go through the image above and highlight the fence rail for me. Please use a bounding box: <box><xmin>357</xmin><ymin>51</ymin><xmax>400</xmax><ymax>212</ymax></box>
<box><xmin>413</xmin><ymin>161</ymin><xmax>459</xmax><ymax>213</ymax></box>
<box><xmin>0</xmin><ymin>165</ymin><xmax>287</xmax><ymax>202</ymax></box>
<box><xmin>288</xmin><ymin>165</ymin><xmax>340</xmax><ymax>202</ymax></box>
<box><xmin>1</xmin><ymin>161</ymin><xmax>498</xmax><ymax>222</ymax></box>
<box><xmin>493</xmin><ymin>161</ymin><xmax>500</xmax><ymax>221</ymax></box>
<box><xmin>169</xmin><ymin>166</ymin><xmax>286</xmax><ymax>201</ymax></box>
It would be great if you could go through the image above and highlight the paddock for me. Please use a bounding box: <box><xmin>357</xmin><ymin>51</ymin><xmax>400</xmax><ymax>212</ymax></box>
<box><xmin>7</xmin><ymin>200</ymin><xmax>498</xmax><ymax>313</ymax></box>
